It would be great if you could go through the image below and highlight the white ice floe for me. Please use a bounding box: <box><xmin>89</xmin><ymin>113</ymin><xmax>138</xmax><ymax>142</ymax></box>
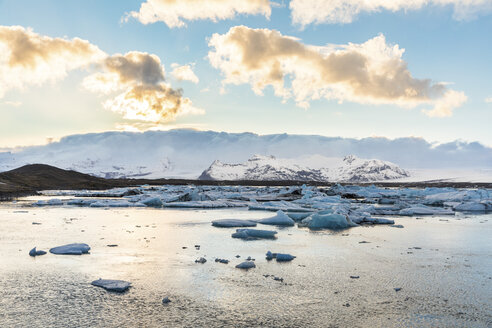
<box><xmin>164</xmin><ymin>200</ymin><xmax>247</xmax><ymax>208</ymax></box>
<box><xmin>90</xmin><ymin>200</ymin><xmax>145</xmax><ymax>208</ymax></box>
<box><xmin>33</xmin><ymin>199</ymin><xmax>64</xmax><ymax>206</ymax></box>
<box><xmin>49</xmin><ymin>243</ymin><xmax>90</xmax><ymax>255</ymax></box>
<box><xmin>257</xmin><ymin>210</ymin><xmax>295</xmax><ymax>226</ymax></box>
<box><xmin>211</xmin><ymin>219</ymin><xmax>257</xmax><ymax>228</ymax></box>
<box><xmin>91</xmin><ymin>279</ymin><xmax>131</xmax><ymax>292</ymax></box>
<box><xmin>399</xmin><ymin>205</ymin><xmax>454</xmax><ymax>216</ymax></box>
<box><xmin>231</xmin><ymin>229</ymin><xmax>278</xmax><ymax>240</ymax></box>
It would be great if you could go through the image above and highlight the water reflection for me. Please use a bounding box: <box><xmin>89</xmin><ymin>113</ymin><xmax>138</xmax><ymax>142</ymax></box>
<box><xmin>0</xmin><ymin>205</ymin><xmax>491</xmax><ymax>327</ymax></box>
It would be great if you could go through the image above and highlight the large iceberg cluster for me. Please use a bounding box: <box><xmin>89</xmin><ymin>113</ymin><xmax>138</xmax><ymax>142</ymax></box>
<box><xmin>33</xmin><ymin>184</ymin><xmax>492</xmax><ymax>229</ymax></box>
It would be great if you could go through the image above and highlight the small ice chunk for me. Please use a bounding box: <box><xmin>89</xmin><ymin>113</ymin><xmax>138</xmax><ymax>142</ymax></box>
<box><xmin>390</xmin><ymin>224</ymin><xmax>404</xmax><ymax>228</ymax></box>
<box><xmin>235</xmin><ymin>261</ymin><xmax>256</xmax><ymax>269</ymax></box>
<box><xmin>29</xmin><ymin>247</ymin><xmax>47</xmax><ymax>257</ymax></box>
<box><xmin>275</xmin><ymin>253</ymin><xmax>296</xmax><ymax>262</ymax></box>
<box><xmin>49</xmin><ymin>243</ymin><xmax>90</xmax><ymax>255</ymax></box>
<box><xmin>162</xmin><ymin>297</ymin><xmax>171</xmax><ymax>304</ymax></box>
<box><xmin>363</xmin><ymin>218</ymin><xmax>395</xmax><ymax>225</ymax></box>
<box><xmin>266</xmin><ymin>251</ymin><xmax>274</xmax><ymax>260</ymax></box>
<box><xmin>195</xmin><ymin>257</ymin><xmax>207</xmax><ymax>264</ymax></box>
<box><xmin>91</xmin><ymin>279</ymin><xmax>131</xmax><ymax>292</ymax></box>
<box><xmin>211</xmin><ymin>219</ymin><xmax>257</xmax><ymax>228</ymax></box>
<box><xmin>257</xmin><ymin>210</ymin><xmax>295</xmax><ymax>226</ymax></box>
<box><xmin>231</xmin><ymin>229</ymin><xmax>277</xmax><ymax>240</ymax></box>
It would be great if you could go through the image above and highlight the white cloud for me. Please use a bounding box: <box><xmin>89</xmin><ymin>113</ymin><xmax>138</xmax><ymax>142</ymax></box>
<box><xmin>290</xmin><ymin>0</ymin><xmax>492</xmax><ymax>26</ymax></box>
<box><xmin>208</xmin><ymin>26</ymin><xmax>465</xmax><ymax>116</ymax></box>
<box><xmin>171</xmin><ymin>63</ymin><xmax>199</xmax><ymax>83</ymax></box>
<box><xmin>0</xmin><ymin>25</ymin><xmax>202</xmax><ymax>123</ymax></box>
<box><xmin>485</xmin><ymin>97</ymin><xmax>492</xmax><ymax>103</ymax></box>
<box><xmin>83</xmin><ymin>51</ymin><xmax>203</xmax><ymax>122</ymax></box>
<box><xmin>128</xmin><ymin>0</ymin><xmax>271</xmax><ymax>28</ymax></box>
<box><xmin>0</xmin><ymin>25</ymin><xmax>105</xmax><ymax>98</ymax></box>
<box><xmin>3</xmin><ymin>100</ymin><xmax>22</xmax><ymax>107</ymax></box>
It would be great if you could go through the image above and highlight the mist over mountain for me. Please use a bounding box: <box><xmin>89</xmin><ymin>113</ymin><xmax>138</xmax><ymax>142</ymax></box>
<box><xmin>0</xmin><ymin>129</ymin><xmax>491</xmax><ymax>179</ymax></box>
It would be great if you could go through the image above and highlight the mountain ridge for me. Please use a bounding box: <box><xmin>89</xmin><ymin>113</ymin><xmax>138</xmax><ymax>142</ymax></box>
<box><xmin>199</xmin><ymin>154</ymin><xmax>410</xmax><ymax>182</ymax></box>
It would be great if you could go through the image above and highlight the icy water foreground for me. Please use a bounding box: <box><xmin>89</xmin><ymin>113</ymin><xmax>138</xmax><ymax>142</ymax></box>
<box><xmin>1</xmin><ymin>189</ymin><xmax>491</xmax><ymax>327</ymax></box>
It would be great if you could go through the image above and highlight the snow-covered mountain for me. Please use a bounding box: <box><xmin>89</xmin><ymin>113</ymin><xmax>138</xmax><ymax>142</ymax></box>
<box><xmin>199</xmin><ymin>154</ymin><xmax>410</xmax><ymax>182</ymax></box>
<box><xmin>1</xmin><ymin>129</ymin><xmax>491</xmax><ymax>180</ymax></box>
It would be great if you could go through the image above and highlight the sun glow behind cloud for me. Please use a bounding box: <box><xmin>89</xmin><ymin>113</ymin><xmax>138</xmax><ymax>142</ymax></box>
<box><xmin>0</xmin><ymin>25</ymin><xmax>203</xmax><ymax>125</ymax></box>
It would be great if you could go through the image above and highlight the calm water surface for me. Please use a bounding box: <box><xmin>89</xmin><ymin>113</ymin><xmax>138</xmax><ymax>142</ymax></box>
<box><xmin>0</xmin><ymin>199</ymin><xmax>491</xmax><ymax>327</ymax></box>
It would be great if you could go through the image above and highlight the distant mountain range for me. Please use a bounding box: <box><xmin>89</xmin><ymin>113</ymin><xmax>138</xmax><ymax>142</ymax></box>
<box><xmin>199</xmin><ymin>155</ymin><xmax>409</xmax><ymax>182</ymax></box>
<box><xmin>1</xmin><ymin>129</ymin><xmax>491</xmax><ymax>181</ymax></box>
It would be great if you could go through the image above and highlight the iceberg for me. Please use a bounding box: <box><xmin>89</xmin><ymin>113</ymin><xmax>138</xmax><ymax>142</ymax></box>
<box><xmin>302</xmin><ymin>213</ymin><xmax>356</xmax><ymax>230</ymax></box>
<box><xmin>49</xmin><ymin>243</ymin><xmax>90</xmax><ymax>255</ymax></box>
<box><xmin>231</xmin><ymin>229</ymin><xmax>277</xmax><ymax>240</ymax></box>
<box><xmin>142</xmin><ymin>197</ymin><xmax>163</xmax><ymax>207</ymax></box>
<box><xmin>454</xmin><ymin>202</ymin><xmax>487</xmax><ymax>212</ymax></box>
<box><xmin>257</xmin><ymin>210</ymin><xmax>295</xmax><ymax>226</ymax></box>
<box><xmin>91</xmin><ymin>279</ymin><xmax>131</xmax><ymax>292</ymax></box>
<box><xmin>211</xmin><ymin>219</ymin><xmax>257</xmax><ymax>228</ymax></box>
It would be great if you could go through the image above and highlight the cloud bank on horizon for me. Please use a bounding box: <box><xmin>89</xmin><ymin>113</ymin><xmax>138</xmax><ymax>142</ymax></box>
<box><xmin>2</xmin><ymin>130</ymin><xmax>491</xmax><ymax>176</ymax></box>
<box><xmin>209</xmin><ymin>26</ymin><xmax>466</xmax><ymax>117</ymax></box>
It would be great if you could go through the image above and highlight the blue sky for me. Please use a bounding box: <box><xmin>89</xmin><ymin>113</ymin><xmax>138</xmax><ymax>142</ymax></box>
<box><xmin>0</xmin><ymin>0</ymin><xmax>491</xmax><ymax>147</ymax></box>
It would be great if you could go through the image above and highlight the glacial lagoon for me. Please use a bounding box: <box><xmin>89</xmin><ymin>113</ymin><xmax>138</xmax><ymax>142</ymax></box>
<box><xmin>0</xmin><ymin>185</ymin><xmax>491</xmax><ymax>327</ymax></box>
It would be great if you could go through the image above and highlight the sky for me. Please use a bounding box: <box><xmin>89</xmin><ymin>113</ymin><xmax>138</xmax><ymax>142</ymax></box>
<box><xmin>0</xmin><ymin>0</ymin><xmax>491</xmax><ymax>148</ymax></box>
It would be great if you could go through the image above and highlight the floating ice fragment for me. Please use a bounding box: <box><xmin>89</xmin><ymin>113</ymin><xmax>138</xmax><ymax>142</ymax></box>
<box><xmin>399</xmin><ymin>206</ymin><xmax>454</xmax><ymax>216</ymax></box>
<box><xmin>235</xmin><ymin>261</ymin><xmax>256</xmax><ymax>269</ymax></box>
<box><xmin>275</xmin><ymin>253</ymin><xmax>296</xmax><ymax>262</ymax></box>
<box><xmin>195</xmin><ymin>257</ymin><xmax>207</xmax><ymax>264</ymax></box>
<box><xmin>28</xmin><ymin>247</ymin><xmax>46</xmax><ymax>257</ymax></box>
<box><xmin>302</xmin><ymin>213</ymin><xmax>356</xmax><ymax>230</ymax></box>
<box><xmin>49</xmin><ymin>243</ymin><xmax>90</xmax><ymax>255</ymax></box>
<box><xmin>162</xmin><ymin>297</ymin><xmax>171</xmax><ymax>304</ymax></box>
<box><xmin>91</xmin><ymin>279</ymin><xmax>131</xmax><ymax>292</ymax></box>
<box><xmin>142</xmin><ymin>197</ymin><xmax>163</xmax><ymax>207</ymax></box>
<box><xmin>363</xmin><ymin>218</ymin><xmax>395</xmax><ymax>225</ymax></box>
<box><xmin>454</xmin><ymin>202</ymin><xmax>486</xmax><ymax>212</ymax></box>
<box><xmin>257</xmin><ymin>210</ymin><xmax>295</xmax><ymax>226</ymax></box>
<box><xmin>231</xmin><ymin>229</ymin><xmax>277</xmax><ymax>240</ymax></box>
<box><xmin>211</xmin><ymin>219</ymin><xmax>257</xmax><ymax>227</ymax></box>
